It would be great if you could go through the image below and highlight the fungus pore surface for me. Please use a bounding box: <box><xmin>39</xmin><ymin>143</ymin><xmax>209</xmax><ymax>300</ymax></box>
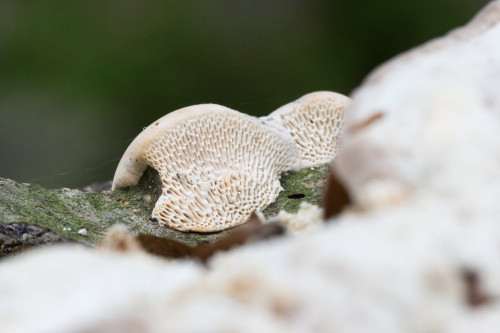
<box><xmin>263</xmin><ymin>91</ymin><xmax>350</xmax><ymax>168</ymax></box>
<box><xmin>113</xmin><ymin>105</ymin><xmax>299</xmax><ymax>232</ymax></box>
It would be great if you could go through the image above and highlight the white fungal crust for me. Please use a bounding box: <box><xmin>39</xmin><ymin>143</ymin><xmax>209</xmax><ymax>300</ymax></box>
<box><xmin>262</xmin><ymin>91</ymin><xmax>350</xmax><ymax>168</ymax></box>
<box><xmin>268</xmin><ymin>202</ymin><xmax>324</xmax><ymax>234</ymax></box>
<box><xmin>113</xmin><ymin>104</ymin><xmax>299</xmax><ymax>232</ymax></box>
<box><xmin>335</xmin><ymin>0</ymin><xmax>500</xmax><ymax>208</ymax></box>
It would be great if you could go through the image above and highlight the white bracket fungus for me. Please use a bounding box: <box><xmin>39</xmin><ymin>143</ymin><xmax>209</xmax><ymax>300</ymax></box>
<box><xmin>261</xmin><ymin>91</ymin><xmax>351</xmax><ymax>168</ymax></box>
<box><xmin>112</xmin><ymin>104</ymin><xmax>300</xmax><ymax>232</ymax></box>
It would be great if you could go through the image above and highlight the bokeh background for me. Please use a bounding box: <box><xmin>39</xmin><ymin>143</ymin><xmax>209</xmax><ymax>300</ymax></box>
<box><xmin>0</xmin><ymin>0</ymin><xmax>489</xmax><ymax>188</ymax></box>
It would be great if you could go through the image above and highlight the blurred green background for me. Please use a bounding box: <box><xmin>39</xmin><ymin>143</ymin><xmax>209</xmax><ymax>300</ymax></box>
<box><xmin>0</xmin><ymin>0</ymin><xmax>489</xmax><ymax>188</ymax></box>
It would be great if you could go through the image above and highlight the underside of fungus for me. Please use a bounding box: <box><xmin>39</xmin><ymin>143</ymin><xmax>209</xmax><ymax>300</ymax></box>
<box><xmin>261</xmin><ymin>91</ymin><xmax>350</xmax><ymax>168</ymax></box>
<box><xmin>112</xmin><ymin>104</ymin><xmax>299</xmax><ymax>232</ymax></box>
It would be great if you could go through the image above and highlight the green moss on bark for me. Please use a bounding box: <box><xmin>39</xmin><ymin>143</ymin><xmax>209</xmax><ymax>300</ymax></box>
<box><xmin>262</xmin><ymin>165</ymin><xmax>330</xmax><ymax>218</ymax></box>
<box><xmin>0</xmin><ymin>165</ymin><xmax>329</xmax><ymax>247</ymax></box>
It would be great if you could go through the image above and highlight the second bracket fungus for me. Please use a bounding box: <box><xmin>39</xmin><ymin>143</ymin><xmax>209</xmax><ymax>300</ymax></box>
<box><xmin>262</xmin><ymin>91</ymin><xmax>350</xmax><ymax>168</ymax></box>
<box><xmin>112</xmin><ymin>104</ymin><xmax>299</xmax><ymax>232</ymax></box>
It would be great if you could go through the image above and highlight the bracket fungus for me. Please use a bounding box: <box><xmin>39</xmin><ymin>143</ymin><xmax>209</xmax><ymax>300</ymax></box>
<box><xmin>261</xmin><ymin>91</ymin><xmax>350</xmax><ymax>168</ymax></box>
<box><xmin>112</xmin><ymin>104</ymin><xmax>299</xmax><ymax>232</ymax></box>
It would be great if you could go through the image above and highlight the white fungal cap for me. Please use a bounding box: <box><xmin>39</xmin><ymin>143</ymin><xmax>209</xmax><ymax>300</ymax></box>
<box><xmin>261</xmin><ymin>91</ymin><xmax>350</xmax><ymax>168</ymax></box>
<box><xmin>112</xmin><ymin>104</ymin><xmax>300</xmax><ymax>232</ymax></box>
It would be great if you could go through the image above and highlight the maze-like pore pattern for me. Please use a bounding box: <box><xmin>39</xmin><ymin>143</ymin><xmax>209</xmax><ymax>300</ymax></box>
<box><xmin>144</xmin><ymin>113</ymin><xmax>297</xmax><ymax>232</ymax></box>
<box><xmin>281</xmin><ymin>97</ymin><xmax>345</xmax><ymax>167</ymax></box>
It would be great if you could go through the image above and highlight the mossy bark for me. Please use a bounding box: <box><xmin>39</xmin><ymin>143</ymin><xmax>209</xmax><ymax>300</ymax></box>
<box><xmin>0</xmin><ymin>165</ymin><xmax>329</xmax><ymax>256</ymax></box>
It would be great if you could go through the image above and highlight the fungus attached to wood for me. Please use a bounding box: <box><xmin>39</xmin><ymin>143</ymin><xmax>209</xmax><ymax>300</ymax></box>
<box><xmin>261</xmin><ymin>91</ymin><xmax>350</xmax><ymax>168</ymax></box>
<box><xmin>112</xmin><ymin>104</ymin><xmax>299</xmax><ymax>232</ymax></box>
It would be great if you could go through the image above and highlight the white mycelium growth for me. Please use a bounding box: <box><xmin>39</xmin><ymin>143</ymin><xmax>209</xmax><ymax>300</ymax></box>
<box><xmin>113</xmin><ymin>104</ymin><xmax>299</xmax><ymax>232</ymax></box>
<box><xmin>263</xmin><ymin>91</ymin><xmax>350</xmax><ymax>168</ymax></box>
